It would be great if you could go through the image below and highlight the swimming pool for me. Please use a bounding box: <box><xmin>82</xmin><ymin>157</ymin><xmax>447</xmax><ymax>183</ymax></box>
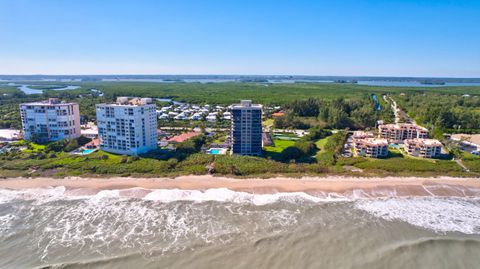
<box><xmin>207</xmin><ymin>148</ymin><xmax>227</xmax><ymax>155</ymax></box>
<box><xmin>78</xmin><ymin>148</ymin><xmax>96</xmax><ymax>155</ymax></box>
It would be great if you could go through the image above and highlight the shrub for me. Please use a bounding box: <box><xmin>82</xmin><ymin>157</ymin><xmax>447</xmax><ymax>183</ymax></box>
<box><xmin>64</xmin><ymin>139</ymin><xmax>79</xmax><ymax>152</ymax></box>
<box><xmin>294</xmin><ymin>140</ymin><xmax>317</xmax><ymax>155</ymax></box>
<box><xmin>316</xmin><ymin>151</ymin><xmax>335</xmax><ymax>166</ymax></box>
<box><xmin>280</xmin><ymin>146</ymin><xmax>304</xmax><ymax>161</ymax></box>
<box><xmin>304</xmin><ymin>127</ymin><xmax>332</xmax><ymax>141</ymax></box>
<box><xmin>176</xmin><ymin>135</ymin><xmax>206</xmax><ymax>154</ymax></box>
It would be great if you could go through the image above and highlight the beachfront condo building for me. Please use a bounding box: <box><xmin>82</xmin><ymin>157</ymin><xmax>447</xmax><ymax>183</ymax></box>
<box><xmin>404</xmin><ymin>138</ymin><xmax>442</xmax><ymax>158</ymax></box>
<box><xmin>96</xmin><ymin>97</ymin><xmax>158</xmax><ymax>155</ymax></box>
<box><xmin>352</xmin><ymin>131</ymin><xmax>388</xmax><ymax>158</ymax></box>
<box><xmin>378</xmin><ymin>123</ymin><xmax>428</xmax><ymax>143</ymax></box>
<box><xmin>352</xmin><ymin>130</ymin><xmax>375</xmax><ymax>140</ymax></box>
<box><xmin>231</xmin><ymin>100</ymin><xmax>262</xmax><ymax>155</ymax></box>
<box><xmin>20</xmin><ymin>98</ymin><xmax>81</xmax><ymax>143</ymax></box>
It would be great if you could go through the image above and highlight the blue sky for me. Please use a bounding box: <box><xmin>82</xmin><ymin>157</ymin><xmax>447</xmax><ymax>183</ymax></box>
<box><xmin>1</xmin><ymin>0</ymin><xmax>479</xmax><ymax>77</ymax></box>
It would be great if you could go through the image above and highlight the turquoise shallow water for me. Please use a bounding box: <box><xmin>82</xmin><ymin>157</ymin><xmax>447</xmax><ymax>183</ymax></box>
<box><xmin>81</xmin><ymin>149</ymin><xmax>95</xmax><ymax>154</ymax></box>
<box><xmin>0</xmin><ymin>187</ymin><xmax>479</xmax><ymax>269</ymax></box>
<box><xmin>209</xmin><ymin>149</ymin><xmax>220</xmax><ymax>154</ymax></box>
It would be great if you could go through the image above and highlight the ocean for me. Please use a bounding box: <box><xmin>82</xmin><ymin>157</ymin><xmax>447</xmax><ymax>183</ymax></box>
<box><xmin>0</xmin><ymin>187</ymin><xmax>479</xmax><ymax>269</ymax></box>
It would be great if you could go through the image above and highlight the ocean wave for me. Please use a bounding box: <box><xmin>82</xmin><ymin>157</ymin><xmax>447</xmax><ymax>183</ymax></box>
<box><xmin>0</xmin><ymin>187</ymin><xmax>351</xmax><ymax>205</ymax></box>
<box><xmin>355</xmin><ymin>197</ymin><xmax>480</xmax><ymax>234</ymax></box>
<box><xmin>1</xmin><ymin>186</ymin><xmax>479</xmax><ymax>267</ymax></box>
<box><xmin>21</xmin><ymin>197</ymin><xmax>304</xmax><ymax>263</ymax></box>
<box><xmin>1</xmin><ymin>187</ymin><xmax>480</xmax><ymax>236</ymax></box>
<box><xmin>143</xmin><ymin>188</ymin><xmax>349</xmax><ymax>205</ymax></box>
<box><xmin>0</xmin><ymin>185</ymin><xmax>479</xmax><ymax>206</ymax></box>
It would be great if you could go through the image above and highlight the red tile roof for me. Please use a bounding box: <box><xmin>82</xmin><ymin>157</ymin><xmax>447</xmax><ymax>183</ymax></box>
<box><xmin>85</xmin><ymin>138</ymin><xmax>99</xmax><ymax>148</ymax></box>
<box><xmin>166</xmin><ymin>132</ymin><xmax>201</xmax><ymax>143</ymax></box>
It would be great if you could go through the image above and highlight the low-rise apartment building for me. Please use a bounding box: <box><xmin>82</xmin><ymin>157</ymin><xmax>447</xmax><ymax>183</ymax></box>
<box><xmin>20</xmin><ymin>98</ymin><xmax>80</xmax><ymax>142</ymax></box>
<box><xmin>379</xmin><ymin>123</ymin><xmax>428</xmax><ymax>143</ymax></box>
<box><xmin>96</xmin><ymin>97</ymin><xmax>158</xmax><ymax>155</ymax></box>
<box><xmin>353</xmin><ymin>137</ymin><xmax>389</xmax><ymax>158</ymax></box>
<box><xmin>404</xmin><ymin>138</ymin><xmax>442</xmax><ymax>158</ymax></box>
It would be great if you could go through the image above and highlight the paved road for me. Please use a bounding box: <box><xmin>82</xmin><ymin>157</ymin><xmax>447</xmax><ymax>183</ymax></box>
<box><xmin>384</xmin><ymin>95</ymin><xmax>416</xmax><ymax>124</ymax></box>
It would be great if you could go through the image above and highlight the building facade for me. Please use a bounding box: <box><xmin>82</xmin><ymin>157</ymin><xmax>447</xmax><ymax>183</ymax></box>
<box><xmin>404</xmin><ymin>138</ymin><xmax>442</xmax><ymax>158</ymax></box>
<box><xmin>379</xmin><ymin>123</ymin><xmax>428</xmax><ymax>143</ymax></box>
<box><xmin>231</xmin><ymin>100</ymin><xmax>262</xmax><ymax>155</ymax></box>
<box><xmin>353</xmin><ymin>136</ymin><xmax>389</xmax><ymax>158</ymax></box>
<box><xmin>96</xmin><ymin>97</ymin><xmax>158</xmax><ymax>155</ymax></box>
<box><xmin>20</xmin><ymin>98</ymin><xmax>81</xmax><ymax>143</ymax></box>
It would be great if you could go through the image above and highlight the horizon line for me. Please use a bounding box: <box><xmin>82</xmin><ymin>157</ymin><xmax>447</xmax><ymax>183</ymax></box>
<box><xmin>1</xmin><ymin>74</ymin><xmax>480</xmax><ymax>79</ymax></box>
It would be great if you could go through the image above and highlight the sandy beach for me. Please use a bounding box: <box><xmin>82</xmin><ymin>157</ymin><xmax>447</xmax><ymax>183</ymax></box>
<box><xmin>0</xmin><ymin>175</ymin><xmax>479</xmax><ymax>198</ymax></box>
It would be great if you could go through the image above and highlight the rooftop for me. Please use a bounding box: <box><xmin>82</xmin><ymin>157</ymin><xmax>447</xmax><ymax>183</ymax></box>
<box><xmin>0</xmin><ymin>129</ymin><xmax>22</xmax><ymax>140</ymax></box>
<box><xmin>357</xmin><ymin>138</ymin><xmax>389</xmax><ymax>146</ymax></box>
<box><xmin>405</xmin><ymin>138</ymin><xmax>442</xmax><ymax>146</ymax></box>
<box><xmin>352</xmin><ymin>131</ymin><xmax>375</xmax><ymax>139</ymax></box>
<box><xmin>166</xmin><ymin>131</ymin><xmax>201</xmax><ymax>143</ymax></box>
<box><xmin>99</xmin><ymin>97</ymin><xmax>154</xmax><ymax>107</ymax></box>
<box><xmin>380</xmin><ymin>123</ymin><xmax>428</xmax><ymax>131</ymax></box>
<box><xmin>451</xmin><ymin>134</ymin><xmax>480</xmax><ymax>146</ymax></box>
<box><xmin>21</xmin><ymin>98</ymin><xmax>76</xmax><ymax>106</ymax></box>
<box><xmin>232</xmin><ymin>100</ymin><xmax>262</xmax><ymax>109</ymax></box>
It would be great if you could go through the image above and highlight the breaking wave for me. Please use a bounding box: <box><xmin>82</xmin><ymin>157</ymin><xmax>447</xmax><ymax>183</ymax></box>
<box><xmin>355</xmin><ymin>197</ymin><xmax>480</xmax><ymax>234</ymax></box>
<box><xmin>0</xmin><ymin>186</ymin><xmax>479</xmax><ymax>242</ymax></box>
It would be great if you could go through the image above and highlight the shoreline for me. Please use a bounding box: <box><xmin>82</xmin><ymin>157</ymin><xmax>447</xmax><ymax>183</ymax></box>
<box><xmin>0</xmin><ymin>175</ymin><xmax>479</xmax><ymax>198</ymax></box>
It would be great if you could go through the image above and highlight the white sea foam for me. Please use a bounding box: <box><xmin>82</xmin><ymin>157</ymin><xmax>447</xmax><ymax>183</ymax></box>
<box><xmin>355</xmin><ymin>197</ymin><xmax>480</xmax><ymax>234</ymax></box>
<box><xmin>0</xmin><ymin>186</ymin><xmax>69</xmax><ymax>204</ymax></box>
<box><xmin>27</xmin><ymin>195</ymin><xmax>305</xmax><ymax>261</ymax></box>
<box><xmin>0</xmin><ymin>188</ymin><xmax>17</xmax><ymax>203</ymax></box>
<box><xmin>0</xmin><ymin>213</ymin><xmax>16</xmax><ymax>233</ymax></box>
<box><xmin>1</xmin><ymin>186</ymin><xmax>480</xmax><ymax>265</ymax></box>
<box><xmin>0</xmin><ymin>187</ymin><xmax>348</xmax><ymax>205</ymax></box>
<box><xmin>1</xmin><ymin>187</ymin><xmax>480</xmax><ymax>235</ymax></box>
<box><xmin>143</xmin><ymin>188</ymin><xmax>345</xmax><ymax>205</ymax></box>
<box><xmin>0</xmin><ymin>185</ymin><xmax>477</xmax><ymax>206</ymax></box>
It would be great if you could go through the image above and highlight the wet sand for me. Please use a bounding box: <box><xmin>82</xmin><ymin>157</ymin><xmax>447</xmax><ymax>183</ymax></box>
<box><xmin>0</xmin><ymin>175</ymin><xmax>479</xmax><ymax>198</ymax></box>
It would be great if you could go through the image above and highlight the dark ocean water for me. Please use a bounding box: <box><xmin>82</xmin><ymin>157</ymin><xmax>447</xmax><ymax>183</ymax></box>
<box><xmin>0</xmin><ymin>187</ymin><xmax>479</xmax><ymax>269</ymax></box>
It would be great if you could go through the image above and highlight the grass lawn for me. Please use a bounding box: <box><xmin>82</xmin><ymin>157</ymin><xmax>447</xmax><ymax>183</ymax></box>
<box><xmin>18</xmin><ymin>141</ymin><xmax>46</xmax><ymax>153</ymax></box>
<box><xmin>460</xmin><ymin>152</ymin><xmax>480</xmax><ymax>172</ymax></box>
<box><xmin>314</xmin><ymin>135</ymin><xmax>336</xmax><ymax>165</ymax></box>
<box><xmin>212</xmin><ymin>135</ymin><xmax>227</xmax><ymax>144</ymax></box>
<box><xmin>262</xmin><ymin>118</ymin><xmax>274</xmax><ymax>127</ymax></box>
<box><xmin>264</xmin><ymin>139</ymin><xmax>296</xmax><ymax>153</ymax></box>
<box><xmin>263</xmin><ymin>138</ymin><xmax>296</xmax><ymax>160</ymax></box>
<box><xmin>315</xmin><ymin>136</ymin><xmax>330</xmax><ymax>150</ymax></box>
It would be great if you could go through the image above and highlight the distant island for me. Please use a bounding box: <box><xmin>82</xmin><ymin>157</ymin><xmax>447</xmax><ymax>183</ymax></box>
<box><xmin>419</xmin><ymin>80</ymin><xmax>446</xmax><ymax>85</ymax></box>
<box><xmin>334</xmin><ymin>80</ymin><xmax>358</xmax><ymax>84</ymax></box>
